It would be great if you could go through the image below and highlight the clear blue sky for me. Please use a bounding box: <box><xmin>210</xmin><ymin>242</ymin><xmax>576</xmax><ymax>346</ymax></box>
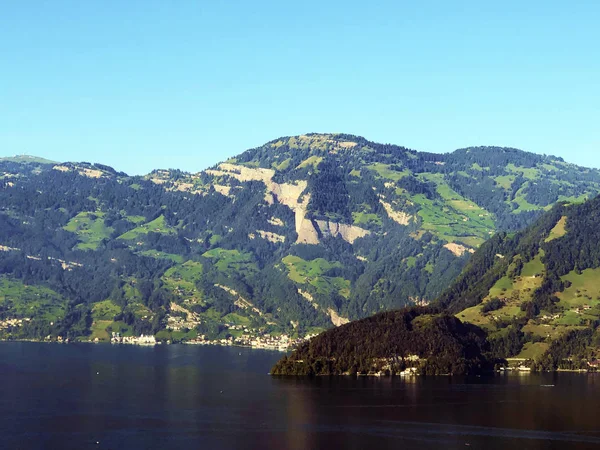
<box><xmin>1</xmin><ymin>1</ymin><xmax>599</xmax><ymax>175</ymax></box>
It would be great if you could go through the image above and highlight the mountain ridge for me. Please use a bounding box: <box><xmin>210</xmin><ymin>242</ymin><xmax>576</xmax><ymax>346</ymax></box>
<box><xmin>1</xmin><ymin>133</ymin><xmax>600</xmax><ymax>345</ymax></box>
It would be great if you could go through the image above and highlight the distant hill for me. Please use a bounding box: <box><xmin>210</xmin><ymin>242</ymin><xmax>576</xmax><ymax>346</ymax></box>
<box><xmin>438</xmin><ymin>197</ymin><xmax>600</xmax><ymax>370</ymax></box>
<box><xmin>1</xmin><ymin>133</ymin><xmax>600</xmax><ymax>343</ymax></box>
<box><xmin>0</xmin><ymin>155</ymin><xmax>57</xmax><ymax>165</ymax></box>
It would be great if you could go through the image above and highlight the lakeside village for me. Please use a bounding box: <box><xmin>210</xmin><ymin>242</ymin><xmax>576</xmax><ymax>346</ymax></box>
<box><xmin>0</xmin><ymin>317</ymin><xmax>316</xmax><ymax>350</ymax></box>
<box><xmin>107</xmin><ymin>325</ymin><xmax>317</xmax><ymax>351</ymax></box>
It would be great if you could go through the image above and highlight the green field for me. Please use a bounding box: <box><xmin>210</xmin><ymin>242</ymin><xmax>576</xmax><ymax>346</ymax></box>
<box><xmin>282</xmin><ymin>255</ymin><xmax>350</xmax><ymax>298</ymax></box>
<box><xmin>511</xmin><ymin>185</ymin><xmax>543</xmax><ymax>213</ymax></box>
<box><xmin>459</xmin><ymin>253</ymin><xmax>546</xmax><ymax>329</ymax></box>
<box><xmin>125</xmin><ymin>215</ymin><xmax>146</xmax><ymax>224</ymax></box>
<box><xmin>413</xmin><ymin>193</ymin><xmax>488</xmax><ymax>247</ymax></box>
<box><xmin>296</xmin><ymin>155</ymin><xmax>323</xmax><ymax>170</ymax></box>
<box><xmin>398</xmin><ymin>174</ymin><xmax>496</xmax><ymax>247</ymax></box>
<box><xmin>139</xmin><ymin>250</ymin><xmax>184</xmax><ymax>263</ymax></box>
<box><xmin>506</xmin><ymin>163</ymin><xmax>540</xmax><ymax>180</ymax></box>
<box><xmin>0</xmin><ymin>277</ymin><xmax>67</xmax><ymax>322</ymax></box>
<box><xmin>352</xmin><ymin>212</ymin><xmax>382</xmax><ymax>227</ymax></box>
<box><xmin>64</xmin><ymin>211</ymin><xmax>113</xmax><ymax>250</ymax></box>
<box><xmin>90</xmin><ymin>320</ymin><xmax>112</xmax><ymax>341</ymax></box>
<box><xmin>118</xmin><ymin>215</ymin><xmax>175</xmax><ymax>240</ymax></box>
<box><xmin>202</xmin><ymin>248</ymin><xmax>257</xmax><ymax>275</ymax></box>
<box><xmin>516</xmin><ymin>342</ymin><xmax>549</xmax><ymax>360</ymax></box>
<box><xmin>92</xmin><ymin>300</ymin><xmax>121</xmax><ymax>320</ymax></box>
<box><xmin>155</xmin><ymin>328</ymin><xmax>198</xmax><ymax>342</ymax></box>
<box><xmin>494</xmin><ymin>175</ymin><xmax>516</xmax><ymax>189</ymax></box>
<box><xmin>367</xmin><ymin>163</ymin><xmax>410</xmax><ymax>181</ymax></box>
<box><xmin>272</xmin><ymin>158</ymin><xmax>291</xmax><ymax>171</ymax></box>
<box><xmin>223</xmin><ymin>312</ymin><xmax>251</xmax><ymax>326</ymax></box>
<box><xmin>162</xmin><ymin>261</ymin><xmax>205</xmax><ymax>303</ymax></box>
<box><xmin>556</xmin><ymin>268</ymin><xmax>600</xmax><ymax>311</ymax></box>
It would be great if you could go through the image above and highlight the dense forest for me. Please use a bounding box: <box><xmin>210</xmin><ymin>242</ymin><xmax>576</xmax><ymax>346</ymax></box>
<box><xmin>271</xmin><ymin>307</ymin><xmax>491</xmax><ymax>376</ymax></box>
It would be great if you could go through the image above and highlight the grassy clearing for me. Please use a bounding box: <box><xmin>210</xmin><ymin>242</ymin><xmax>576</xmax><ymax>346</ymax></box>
<box><xmin>296</xmin><ymin>156</ymin><xmax>323</xmax><ymax>170</ymax></box>
<box><xmin>367</xmin><ymin>163</ymin><xmax>409</xmax><ymax>181</ymax></box>
<box><xmin>421</xmin><ymin>173</ymin><xmax>494</xmax><ymax>228</ymax></box>
<box><xmin>123</xmin><ymin>282</ymin><xmax>143</xmax><ymax>303</ymax></box>
<box><xmin>407</xmin><ymin>174</ymin><xmax>494</xmax><ymax>246</ymax></box>
<box><xmin>155</xmin><ymin>329</ymin><xmax>198</xmax><ymax>342</ymax></box>
<box><xmin>92</xmin><ymin>300</ymin><xmax>120</xmax><ymax>321</ymax></box>
<box><xmin>106</xmin><ymin>321</ymin><xmax>134</xmax><ymax>336</ymax></box>
<box><xmin>506</xmin><ymin>163</ymin><xmax>540</xmax><ymax>180</ymax></box>
<box><xmin>352</xmin><ymin>212</ymin><xmax>382</xmax><ymax>227</ymax></box>
<box><xmin>512</xmin><ymin>195</ymin><xmax>543</xmax><ymax>213</ymax></box>
<box><xmin>163</xmin><ymin>261</ymin><xmax>204</xmax><ymax>285</ymax></box>
<box><xmin>554</xmin><ymin>311</ymin><xmax>590</xmax><ymax>326</ymax></box>
<box><xmin>118</xmin><ymin>215</ymin><xmax>175</xmax><ymax>240</ymax></box>
<box><xmin>139</xmin><ymin>250</ymin><xmax>184</xmax><ymax>263</ymax></box>
<box><xmin>494</xmin><ymin>175</ymin><xmax>516</xmax><ymax>189</ymax></box>
<box><xmin>460</xmin><ymin>253</ymin><xmax>546</xmax><ymax>327</ymax></box>
<box><xmin>125</xmin><ymin>215</ymin><xmax>146</xmax><ymax>224</ymax></box>
<box><xmin>90</xmin><ymin>320</ymin><xmax>112</xmax><ymax>341</ymax></box>
<box><xmin>511</xmin><ymin>185</ymin><xmax>542</xmax><ymax>213</ymax></box>
<box><xmin>521</xmin><ymin>323</ymin><xmax>566</xmax><ymax>340</ymax></box>
<box><xmin>162</xmin><ymin>261</ymin><xmax>205</xmax><ymax>303</ymax></box>
<box><xmin>414</xmin><ymin>194</ymin><xmax>488</xmax><ymax>247</ymax></box>
<box><xmin>272</xmin><ymin>158</ymin><xmax>291</xmax><ymax>171</ymax></box>
<box><xmin>516</xmin><ymin>342</ymin><xmax>549</xmax><ymax>360</ymax></box>
<box><xmin>282</xmin><ymin>255</ymin><xmax>350</xmax><ymax>298</ymax></box>
<box><xmin>0</xmin><ymin>277</ymin><xmax>66</xmax><ymax>322</ymax></box>
<box><xmin>64</xmin><ymin>211</ymin><xmax>113</xmax><ymax>250</ymax></box>
<box><xmin>556</xmin><ymin>194</ymin><xmax>590</xmax><ymax>206</ymax></box>
<box><xmin>545</xmin><ymin>216</ymin><xmax>568</xmax><ymax>243</ymax></box>
<box><xmin>521</xmin><ymin>254</ymin><xmax>545</xmax><ymax>278</ymax></box>
<box><xmin>202</xmin><ymin>248</ymin><xmax>257</xmax><ymax>275</ymax></box>
<box><xmin>556</xmin><ymin>268</ymin><xmax>600</xmax><ymax>311</ymax></box>
<box><xmin>457</xmin><ymin>305</ymin><xmax>493</xmax><ymax>330</ymax></box>
<box><xmin>223</xmin><ymin>312</ymin><xmax>251</xmax><ymax>326</ymax></box>
<box><xmin>488</xmin><ymin>276</ymin><xmax>515</xmax><ymax>299</ymax></box>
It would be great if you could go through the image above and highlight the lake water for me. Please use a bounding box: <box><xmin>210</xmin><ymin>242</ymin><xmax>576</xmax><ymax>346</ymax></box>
<box><xmin>1</xmin><ymin>343</ymin><xmax>600</xmax><ymax>449</ymax></box>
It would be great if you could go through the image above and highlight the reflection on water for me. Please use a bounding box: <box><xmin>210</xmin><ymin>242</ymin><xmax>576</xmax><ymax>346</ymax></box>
<box><xmin>0</xmin><ymin>342</ymin><xmax>599</xmax><ymax>449</ymax></box>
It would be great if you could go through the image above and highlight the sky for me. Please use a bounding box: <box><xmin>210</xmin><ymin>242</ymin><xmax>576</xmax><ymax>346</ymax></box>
<box><xmin>1</xmin><ymin>0</ymin><xmax>599</xmax><ymax>175</ymax></box>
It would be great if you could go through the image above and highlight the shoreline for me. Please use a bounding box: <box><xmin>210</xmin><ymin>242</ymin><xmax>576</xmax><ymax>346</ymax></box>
<box><xmin>0</xmin><ymin>338</ymin><xmax>291</xmax><ymax>352</ymax></box>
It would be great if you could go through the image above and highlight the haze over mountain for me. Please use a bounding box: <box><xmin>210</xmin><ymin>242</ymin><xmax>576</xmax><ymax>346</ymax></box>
<box><xmin>1</xmin><ymin>133</ymin><xmax>600</xmax><ymax>344</ymax></box>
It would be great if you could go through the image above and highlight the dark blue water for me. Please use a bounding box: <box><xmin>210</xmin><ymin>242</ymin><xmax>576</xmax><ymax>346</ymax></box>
<box><xmin>1</xmin><ymin>342</ymin><xmax>599</xmax><ymax>449</ymax></box>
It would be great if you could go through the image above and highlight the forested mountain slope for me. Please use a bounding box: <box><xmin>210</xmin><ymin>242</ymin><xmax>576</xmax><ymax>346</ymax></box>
<box><xmin>439</xmin><ymin>196</ymin><xmax>600</xmax><ymax>369</ymax></box>
<box><xmin>1</xmin><ymin>133</ymin><xmax>599</xmax><ymax>342</ymax></box>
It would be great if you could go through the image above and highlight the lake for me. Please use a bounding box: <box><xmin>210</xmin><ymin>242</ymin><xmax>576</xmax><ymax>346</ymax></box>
<box><xmin>1</xmin><ymin>343</ymin><xmax>599</xmax><ymax>449</ymax></box>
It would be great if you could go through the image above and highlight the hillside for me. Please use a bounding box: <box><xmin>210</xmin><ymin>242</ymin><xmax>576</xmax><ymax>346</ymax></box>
<box><xmin>439</xmin><ymin>197</ymin><xmax>600</xmax><ymax>370</ymax></box>
<box><xmin>271</xmin><ymin>307</ymin><xmax>490</xmax><ymax>375</ymax></box>
<box><xmin>1</xmin><ymin>133</ymin><xmax>600</xmax><ymax>343</ymax></box>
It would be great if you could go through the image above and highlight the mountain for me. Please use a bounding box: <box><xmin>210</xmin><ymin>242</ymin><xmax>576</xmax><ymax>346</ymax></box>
<box><xmin>1</xmin><ymin>133</ymin><xmax>600</xmax><ymax>344</ymax></box>
<box><xmin>438</xmin><ymin>196</ymin><xmax>600</xmax><ymax>370</ymax></box>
